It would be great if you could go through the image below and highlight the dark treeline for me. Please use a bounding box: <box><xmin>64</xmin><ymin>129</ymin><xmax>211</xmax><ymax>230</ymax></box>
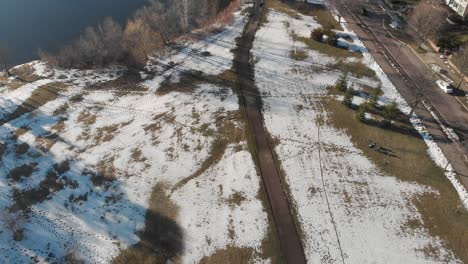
<box><xmin>40</xmin><ymin>0</ymin><xmax>236</xmax><ymax>69</ymax></box>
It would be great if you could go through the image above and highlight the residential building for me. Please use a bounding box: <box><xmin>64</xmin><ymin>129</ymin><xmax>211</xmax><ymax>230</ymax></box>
<box><xmin>446</xmin><ymin>0</ymin><xmax>468</xmax><ymax>19</ymax></box>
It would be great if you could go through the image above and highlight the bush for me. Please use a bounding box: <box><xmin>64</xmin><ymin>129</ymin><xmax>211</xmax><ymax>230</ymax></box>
<box><xmin>311</xmin><ymin>28</ymin><xmax>324</xmax><ymax>41</ymax></box>
<box><xmin>324</xmin><ymin>28</ymin><xmax>338</xmax><ymax>46</ymax></box>
<box><xmin>437</xmin><ymin>34</ymin><xmax>463</xmax><ymax>51</ymax></box>
<box><xmin>369</xmin><ymin>85</ymin><xmax>382</xmax><ymax>107</ymax></box>
<box><xmin>382</xmin><ymin>101</ymin><xmax>399</xmax><ymax>126</ymax></box>
<box><xmin>356</xmin><ymin>103</ymin><xmax>368</xmax><ymax>122</ymax></box>
<box><xmin>335</xmin><ymin>73</ymin><xmax>348</xmax><ymax>92</ymax></box>
<box><xmin>343</xmin><ymin>87</ymin><xmax>354</xmax><ymax>107</ymax></box>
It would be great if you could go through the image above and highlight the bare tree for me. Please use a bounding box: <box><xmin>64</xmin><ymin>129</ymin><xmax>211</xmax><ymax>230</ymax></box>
<box><xmin>409</xmin><ymin>1</ymin><xmax>447</xmax><ymax>49</ymax></box>
<box><xmin>0</xmin><ymin>46</ymin><xmax>11</xmax><ymax>76</ymax></box>
<box><xmin>124</xmin><ymin>18</ymin><xmax>164</xmax><ymax>67</ymax></box>
<box><xmin>409</xmin><ymin>68</ymin><xmax>434</xmax><ymax>117</ymax></box>
<box><xmin>455</xmin><ymin>43</ymin><xmax>468</xmax><ymax>89</ymax></box>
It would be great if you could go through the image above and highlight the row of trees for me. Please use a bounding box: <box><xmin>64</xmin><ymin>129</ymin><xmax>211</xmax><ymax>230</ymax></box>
<box><xmin>41</xmin><ymin>0</ymin><xmax>235</xmax><ymax>69</ymax></box>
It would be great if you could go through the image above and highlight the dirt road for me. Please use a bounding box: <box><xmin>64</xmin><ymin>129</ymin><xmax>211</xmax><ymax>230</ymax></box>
<box><xmin>234</xmin><ymin>2</ymin><xmax>307</xmax><ymax>263</ymax></box>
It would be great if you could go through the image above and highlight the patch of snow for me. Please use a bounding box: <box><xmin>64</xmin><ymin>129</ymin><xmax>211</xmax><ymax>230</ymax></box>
<box><xmin>253</xmin><ymin>8</ymin><xmax>461</xmax><ymax>263</ymax></box>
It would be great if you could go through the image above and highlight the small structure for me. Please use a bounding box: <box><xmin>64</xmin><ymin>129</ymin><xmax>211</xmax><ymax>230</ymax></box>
<box><xmin>446</xmin><ymin>0</ymin><xmax>468</xmax><ymax>19</ymax></box>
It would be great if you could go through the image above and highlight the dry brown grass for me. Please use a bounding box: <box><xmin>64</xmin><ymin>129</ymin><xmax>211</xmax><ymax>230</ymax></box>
<box><xmin>322</xmin><ymin>98</ymin><xmax>468</xmax><ymax>262</ymax></box>
<box><xmin>77</xmin><ymin>112</ymin><xmax>97</xmax><ymax>126</ymax></box>
<box><xmin>15</xmin><ymin>143</ymin><xmax>30</xmax><ymax>155</ymax></box>
<box><xmin>266</xmin><ymin>0</ymin><xmax>343</xmax><ymax>31</ymax></box>
<box><xmin>0</xmin><ymin>141</ymin><xmax>5</xmax><ymax>161</ymax></box>
<box><xmin>51</xmin><ymin>120</ymin><xmax>66</xmax><ymax>133</ymax></box>
<box><xmin>291</xmin><ymin>32</ymin><xmax>361</xmax><ymax>59</ymax></box>
<box><xmin>131</xmin><ymin>148</ymin><xmax>147</xmax><ymax>163</ymax></box>
<box><xmin>10</xmin><ymin>171</ymin><xmax>64</xmax><ymax>213</ymax></box>
<box><xmin>9</xmin><ymin>163</ymin><xmax>38</xmax><ymax>182</ymax></box>
<box><xmin>1</xmin><ymin>211</ymin><xmax>26</xmax><ymax>241</ymax></box>
<box><xmin>0</xmin><ymin>82</ymin><xmax>67</xmax><ymax>126</ymax></box>
<box><xmin>199</xmin><ymin>247</ymin><xmax>255</xmax><ymax>264</ymax></box>
<box><xmin>225</xmin><ymin>191</ymin><xmax>247</xmax><ymax>207</ymax></box>
<box><xmin>331</xmin><ymin>60</ymin><xmax>376</xmax><ymax>78</ymax></box>
<box><xmin>10</xmin><ymin>64</ymin><xmax>41</xmax><ymax>82</ymax></box>
<box><xmin>35</xmin><ymin>136</ymin><xmax>56</xmax><ymax>152</ymax></box>
<box><xmin>172</xmin><ymin>111</ymin><xmax>246</xmax><ymax>191</ymax></box>
<box><xmin>289</xmin><ymin>49</ymin><xmax>308</xmax><ymax>61</ymax></box>
<box><xmin>94</xmin><ymin>125</ymin><xmax>119</xmax><ymax>143</ymax></box>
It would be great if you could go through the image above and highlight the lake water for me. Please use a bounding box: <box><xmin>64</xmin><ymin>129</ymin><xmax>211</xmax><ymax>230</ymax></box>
<box><xmin>0</xmin><ymin>0</ymin><xmax>148</xmax><ymax>66</ymax></box>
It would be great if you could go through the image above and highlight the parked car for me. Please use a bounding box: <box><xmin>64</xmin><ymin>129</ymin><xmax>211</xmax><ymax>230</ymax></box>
<box><xmin>389</xmin><ymin>20</ymin><xmax>402</xmax><ymax>29</ymax></box>
<box><xmin>430</xmin><ymin>64</ymin><xmax>448</xmax><ymax>75</ymax></box>
<box><xmin>436</xmin><ymin>80</ymin><xmax>454</xmax><ymax>94</ymax></box>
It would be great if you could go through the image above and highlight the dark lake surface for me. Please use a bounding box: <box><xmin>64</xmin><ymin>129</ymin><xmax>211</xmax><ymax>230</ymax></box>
<box><xmin>0</xmin><ymin>0</ymin><xmax>148</xmax><ymax>66</ymax></box>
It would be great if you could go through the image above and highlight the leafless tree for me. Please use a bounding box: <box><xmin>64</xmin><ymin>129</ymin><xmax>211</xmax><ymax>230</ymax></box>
<box><xmin>124</xmin><ymin>18</ymin><xmax>164</xmax><ymax>67</ymax></box>
<box><xmin>409</xmin><ymin>0</ymin><xmax>447</xmax><ymax>49</ymax></box>
<box><xmin>455</xmin><ymin>43</ymin><xmax>468</xmax><ymax>89</ymax></box>
<box><xmin>0</xmin><ymin>46</ymin><xmax>11</xmax><ymax>76</ymax></box>
<box><xmin>42</xmin><ymin>0</ymin><xmax>238</xmax><ymax>69</ymax></box>
<box><xmin>409</xmin><ymin>68</ymin><xmax>434</xmax><ymax>117</ymax></box>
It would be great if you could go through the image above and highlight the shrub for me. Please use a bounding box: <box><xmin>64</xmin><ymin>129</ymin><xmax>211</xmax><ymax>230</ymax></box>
<box><xmin>343</xmin><ymin>87</ymin><xmax>354</xmax><ymax>107</ymax></box>
<box><xmin>369</xmin><ymin>85</ymin><xmax>382</xmax><ymax>107</ymax></box>
<box><xmin>382</xmin><ymin>101</ymin><xmax>399</xmax><ymax>126</ymax></box>
<box><xmin>356</xmin><ymin>103</ymin><xmax>368</xmax><ymax>122</ymax></box>
<box><xmin>335</xmin><ymin>73</ymin><xmax>348</xmax><ymax>92</ymax></box>
<box><xmin>324</xmin><ymin>29</ymin><xmax>338</xmax><ymax>46</ymax></box>
<box><xmin>311</xmin><ymin>28</ymin><xmax>324</xmax><ymax>41</ymax></box>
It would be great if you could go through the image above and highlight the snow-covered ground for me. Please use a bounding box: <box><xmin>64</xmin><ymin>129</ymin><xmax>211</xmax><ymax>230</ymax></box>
<box><xmin>0</xmin><ymin>7</ymin><xmax>269</xmax><ymax>264</ymax></box>
<box><xmin>253</xmin><ymin>9</ymin><xmax>462</xmax><ymax>263</ymax></box>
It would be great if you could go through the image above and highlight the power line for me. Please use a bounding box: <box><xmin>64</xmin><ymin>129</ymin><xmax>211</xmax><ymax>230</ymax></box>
<box><xmin>316</xmin><ymin>118</ymin><xmax>346</xmax><ymax>264</ymax></box>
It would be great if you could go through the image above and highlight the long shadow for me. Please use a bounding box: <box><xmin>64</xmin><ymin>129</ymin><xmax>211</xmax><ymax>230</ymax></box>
<box><xmin>0</xmin><ymin>96</ymin><xmax>184</xmax><ymax>263</ymax></box>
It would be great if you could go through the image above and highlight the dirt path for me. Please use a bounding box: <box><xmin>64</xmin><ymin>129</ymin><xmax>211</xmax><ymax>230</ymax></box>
<box><xmin>234</xmin><ymin>2</ymin><xmax>307</xmax><ymax>264</ymax></box>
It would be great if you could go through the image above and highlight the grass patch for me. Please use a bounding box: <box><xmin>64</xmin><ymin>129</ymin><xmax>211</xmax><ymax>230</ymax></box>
<box><xmin>265</xmin><ymin>0</ymin><xmax>301</xmax><ymax>19</ymax></box>
<box><xmin>199</xmin><ymin>247</ymin><xmax>255</xmax><ymax>264</ymax></box>
<box><xmin>0</xmin><ymin>141</ymin><xmax>5</xmax><ymax>161</ymax></box>
<box><xmin>291</xmin><ymin>32</ymin><xmax>361</xmax><ymax>59</ymax></box>
<box><xmin>9</xmin><ymin>163</ymin><xmax>38</xmax><ymax>182</ymax></box>
<box><xmin>77</xmin><ymin>111</ymin><xmax>97</xmax><ymax>126</ymax></box>
<box><xmin>0</xmin><ymin>82</ymin><xmax>67</xmax><ymax>126</ymax></box>
<box><xmin>225</xmin><ymin>191</ymin><xmax>247</xmax><ymax>207</ymax></box>
<box><xmin>331</xmin><ymin>60</ymin><xmax>376</xmax><ymax>78</ymax></box>
<box><xmin>322</xmin><ymin>98</ymin><xmax>468</xmax><ymax>262</ymax></box>
<box><xmin>15</xmin><ymin>143</ymin><xmax>30</xmax><ymax>155</ymax></box>
<box><xmin>10</xmin><ymin>170</ymin><xmax>64</xmax><ymax>213</ymax></box>
<box><xmin>172</xmin><ymin>111</ymin><xmax>246</xmax><ymax>191</ymax></box>
<box><xmin>266</xmin><ymin>0</ymin><xmax>343</xmax><ymax>30</ymax></box>
<box><xmin>289</xmin><ymin>49</ymin><xmax>308</xmax><ymax>61</ymax></box>
<box><xmin>113</xmin><ymin>182</ymin><xmax>183</xmax><ymax>264</ymax></box>
<box><xmin>131</xmin><ymin>148</ymin><xmax>147</xmax><ymax>163</ymax></box>
<box><xmin>10</xmin><ymin>65</ymin><xmax>41</xmax><ymax>82</ymax></box>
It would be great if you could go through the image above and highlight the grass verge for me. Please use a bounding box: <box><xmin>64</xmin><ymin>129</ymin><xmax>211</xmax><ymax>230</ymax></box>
<box><xmin>322</xmin><ymin>97</ymin><xmax>468</xmax><ymax>262</ymax></box>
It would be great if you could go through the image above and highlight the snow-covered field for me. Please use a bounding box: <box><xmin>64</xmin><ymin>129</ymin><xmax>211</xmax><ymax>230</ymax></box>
<box><xmin>0</xmin><ymin>7</ymin><xmax>270</xmax><ymax>264</ymax></box>
<box><xmin>253</xmin><ymin>8</ymin><xmax>463</xmax><ymax>263</ymax></box>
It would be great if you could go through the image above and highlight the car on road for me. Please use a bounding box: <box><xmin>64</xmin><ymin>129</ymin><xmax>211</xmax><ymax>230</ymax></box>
<box><xmin>436</xmin><ymin>80</ymin><xmax>453</xmax><ymax>94</ymax></box>
<box><xmin>430</xmin><ymin>64</ymin><xmax>448</xmax><ymax>75</ymax></box>
<box><xmin>389</xmin><ymin>20</ymin><xmax>402</xmax><ymax>29</ymax></box>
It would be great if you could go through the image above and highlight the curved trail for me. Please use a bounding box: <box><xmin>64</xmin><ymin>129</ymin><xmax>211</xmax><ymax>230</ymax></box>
<box><xmin>234</xmin><ymin>2</ymin><xmax>307</xmax><ymax>263</ymax></box>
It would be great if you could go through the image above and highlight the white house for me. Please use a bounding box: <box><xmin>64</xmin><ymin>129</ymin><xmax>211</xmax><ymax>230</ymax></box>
<box><xmin>446</xmin><ymin>0</ymin><xmax>468</xmax><ymax>19</ymax></box>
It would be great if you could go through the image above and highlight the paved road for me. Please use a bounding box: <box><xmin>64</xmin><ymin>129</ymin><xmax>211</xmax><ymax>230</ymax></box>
<box><xmin>235</xmin><ymin>1</ymin><xmax>307</xmax><ymax>263</ymax></box>
<box><xmin>331</xmin><ymin>0</ymin><xmax>468</xmax><ymax>188</ymax></box>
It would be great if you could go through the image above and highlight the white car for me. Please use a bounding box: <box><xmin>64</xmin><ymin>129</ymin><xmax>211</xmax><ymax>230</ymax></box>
<box><xmin>436</xmin><ymin>80</ymin><xmax>453</xmax><ymax>94</ymax></box>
